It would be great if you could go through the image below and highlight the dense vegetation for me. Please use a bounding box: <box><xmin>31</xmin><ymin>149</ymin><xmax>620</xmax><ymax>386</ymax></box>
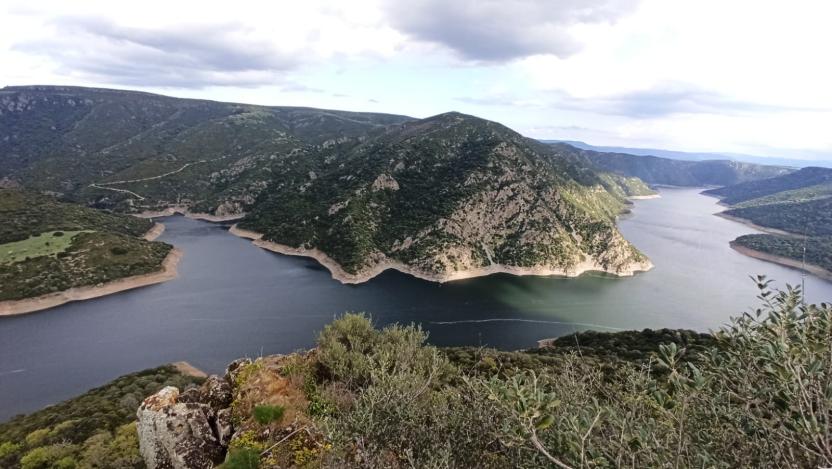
<box><xmin>733</xmin><ymin>234</ymin><xmax>832</xmax><ymax>273</ymax></box>
<box><xmin>0</xmin><ymin>189</ymin><xmax>171</xmax><ymax>302</ymax></box>
<box><xmin>704</xmin><ymin>167</ymin><xmax>832</xmax><ymax>275</ymax></box>
<box><xmin>723</xmin><ymin>196</ymin><xmax>832</xmax><ymax>236</ymax></box>
<box><xmin>0</xmin><ymin>86</ymin><xmax>411</xmax><ymax>214</ymax></box>
<box><xmin>242</xmin><ymin>112</ymin><xmax>649</xmax><ymax>277</ymax></box>
<box><xmin>0</xmin><ymin>190</ymin><xmax>152</xmax><ymax>244</ymax></box>
<box><xmin>556</xmin><ymin>143</ymin><xmax>792</xmax><ymax>187</ymax></box>
<box><xmin>703</xmin><ymin>166</ymin><xmax>832</xmax><ymax>205</ymax></box>
<box><xmin>214</xmin><ymin>282</ymin><xmax>831</xmax><ymax>468</ymax></box>
<box><xmin>0</xmin><ymin>366</ymin><xmax>204</xmax><ymax>469</ymax></box>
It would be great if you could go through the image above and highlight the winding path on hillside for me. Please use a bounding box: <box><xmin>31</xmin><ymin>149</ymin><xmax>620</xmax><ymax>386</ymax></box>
<box><xmin>88</xmin><ymin>156</ymin><xmax>226</xmax><ymax>199</ymax></box>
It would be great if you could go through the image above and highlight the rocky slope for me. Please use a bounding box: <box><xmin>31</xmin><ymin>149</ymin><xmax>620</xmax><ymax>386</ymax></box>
<box><xmin>239</xmin><ymin>112</ymin><xmax>652</xmax><ymax>282</ymax></box>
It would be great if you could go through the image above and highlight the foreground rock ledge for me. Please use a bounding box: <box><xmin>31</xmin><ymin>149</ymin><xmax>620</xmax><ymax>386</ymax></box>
<box><xmin>137</xmin><ymin>374</ymin><xmax>234</xmax><ymax>469</ymax></box>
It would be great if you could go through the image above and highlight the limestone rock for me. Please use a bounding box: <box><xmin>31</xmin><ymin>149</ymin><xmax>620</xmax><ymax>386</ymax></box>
<box><xmin>203</xmin><ymin>375</ymin><xmax>232</xmax><ymax>411</ymax></box>
<box><xmin>225</xmin><ymin>358</ymin><xmax>252</xmax><ymax>384</ymax></box>
<box><xmin>136</xmin><ymin>386</ymin><xmax>225</xmax><ymax>469</ymax></box>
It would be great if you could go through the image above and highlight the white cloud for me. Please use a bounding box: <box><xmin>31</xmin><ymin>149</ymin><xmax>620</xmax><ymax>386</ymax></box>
<box><xmin>0</xmin><ymin>0</ymin><xmax>830</xmax><ymax>157</ymax></box>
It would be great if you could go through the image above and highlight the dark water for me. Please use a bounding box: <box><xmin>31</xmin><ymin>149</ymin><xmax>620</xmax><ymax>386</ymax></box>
<box><xmin>1</xmin><ymin>188</ymin><xmax>831</xmax><ymax>421</ymax></box>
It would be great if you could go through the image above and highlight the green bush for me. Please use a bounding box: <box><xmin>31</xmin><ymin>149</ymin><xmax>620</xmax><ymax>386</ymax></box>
<box><xmin>252</xmin><ymin>405</ymin><xmax>285</xmax><ymax>425</ymax></box>
<box><xmin>220</xmin><ymin>448</ymin><xmax>260</xmax><ymax>469</ymax></box>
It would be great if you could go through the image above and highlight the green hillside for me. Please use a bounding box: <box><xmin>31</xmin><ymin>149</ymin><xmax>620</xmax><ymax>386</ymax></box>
<box><xmin>703</xmin><ymin>166</ymin><xmax>832</xmax><ymax>205</ymax></box>
<box><xmin>241</xmin><ymin>112</ymin><xmax>650</xmax><ymax>279</ymax></box>
<box><xmin>556</xmin><ymin>143</ymin><xmax>792</xmax><ymax>187</ymax></box>
<box><xmin>706</xmin><ymin>167</ymin><xmax>832</xmax><ymax>275</ymax></box>
<box><xmin>0</xmin><ymin>85</ymin><xmax>412</xmax><ymax>214</ymax></box>
<box><xmin>0</xmin><ymin>189</ymin><xmax>172</xmax><ymax>302</ymax></box>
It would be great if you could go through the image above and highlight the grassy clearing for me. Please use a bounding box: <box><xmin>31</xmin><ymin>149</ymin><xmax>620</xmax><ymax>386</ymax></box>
<box><xmin>0</xmin><ymin>231</ymin><xmax>91</xmax><ymax>265</ymax></box>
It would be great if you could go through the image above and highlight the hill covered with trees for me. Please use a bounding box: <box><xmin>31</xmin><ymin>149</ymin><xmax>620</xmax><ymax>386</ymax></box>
<box><xmin>703</xmin><ymin>167</ymin><xmax>832</xmax><ymax>274</ymax></box>
<box><xmin>556</xmin><ymin>143</ymin><xmax>792</xmax><ymax>187</ymax></box>
<box><xmin>0</xmin><ymin>189</ymin><xmax>172</xmax><ymax>304</ymax></box>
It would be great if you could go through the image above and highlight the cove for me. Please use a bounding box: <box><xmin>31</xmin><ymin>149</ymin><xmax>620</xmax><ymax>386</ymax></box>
<box><xmin>1</xmin><ymin>187</ymin><xmax>831</xmax><ymax>421</ymax></box>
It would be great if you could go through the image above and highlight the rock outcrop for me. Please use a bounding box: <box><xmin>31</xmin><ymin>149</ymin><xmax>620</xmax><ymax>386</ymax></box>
<box><xmin>137</xmin><ymin>373</ymin><xmax>234</xmax><ymax>469</ymax></box>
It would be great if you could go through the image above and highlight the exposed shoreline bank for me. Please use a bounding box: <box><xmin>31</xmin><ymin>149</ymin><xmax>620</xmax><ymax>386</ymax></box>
<box><xmin>629</xmin><ymin>194</ymin><xmax>661</xmax><ymax>200</ymax></box>
<box><xmin>729</xmin><ymin>242</ymin><xmax>832</xmax><ymax>282</ymax></box>
<box><xmin>714</xmin><ymin>212</ymin><xmax>798</xmax><ymax>237</ymax></box>
<box><xmin>0</xmin><ymin>248</ymin><xmax>182</xmax><ymax>316</ymax></box>
<box><xmin>135</xmin><ymin>207</ymin><xmax>245</xmax><ymax>223</ymax></box>
<box><xmin>229</xmin><ymin>224</ymin><xmax>653</xmax><ymax>285</ymax></box>
<box><xmin>143</xmin><ymin>222</ymin><xmax>165</xmax><ymax>241</ymax></box>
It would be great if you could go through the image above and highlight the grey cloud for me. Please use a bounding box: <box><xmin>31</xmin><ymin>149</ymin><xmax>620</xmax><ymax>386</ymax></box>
<box><xmin>383</xmin><ymin>0</ymin><xmax>640</xmax><ymax>62</ymax></box>
<box><xmin>556</xmin><ymin>84</ymin><xmax>830</xmax><ymax>118</ymax></box>
<box><xmin>13</xmin><ymin>17</ymin><xmax>298</xmax><ymax>88</ymax></box>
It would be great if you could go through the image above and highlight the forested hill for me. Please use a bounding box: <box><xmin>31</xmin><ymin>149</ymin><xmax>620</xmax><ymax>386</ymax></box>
<box><xmin>241</xmin><ymin>111</ymin><xmax>653</xmax><ymax>281</ymax></box>
<box><xmin>703</xmin><ymin>166</ymin><xmax>832</xmax><ymax>205</ymax></box>
<box><xmin>0</xmin><ymin>85</ymin><xmax>412</xmax><ymax>214</ymax></box>
<box><xmin>555</xmin><ymin>142</ymin><xmax>793</xmax><ymax>187</ymax></box>
<box><xmin>704</xmin><ymin>167</ymin><xmax>832</xmax><ymax>274</ymax></box>
<box><xmin>0</xmin><ymin>189</ymin><xmax>172</xmax><ymax>302</ymax></box>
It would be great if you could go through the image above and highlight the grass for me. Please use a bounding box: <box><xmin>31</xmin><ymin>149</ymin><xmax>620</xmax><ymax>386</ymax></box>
<box><xmin>0</xmin><ymin>231</ymin><xmax>91</xmax><ymax>265</ymax></box>
<box><xmin>252</xmin><ymin>405</ymin><xmax>285</xmax><ymax>425</ymax></box>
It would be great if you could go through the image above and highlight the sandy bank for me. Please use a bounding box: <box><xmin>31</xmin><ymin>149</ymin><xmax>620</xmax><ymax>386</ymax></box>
<box><xmin>715</xmin><ymin>212</ymin><xmax>798</xmax><ymax>237</ymax></box>
<box><xmin>171</xmin><ymin>361</ymin><xmax>208</xmax><ymax>378</ymax></box>
<box><xmin>0</xmin><ymin>248</ymin><xmax>182</xmax><ymax>316</ymax></box>
<box><xmin>143</xmin><ymin>222</ymin><xmax>165</xmax><ymax>241</ymax></box>
<box><xmin>729</xmin><ymin>242</ymin><xmax>832</xmax><ymax>282</ymax></box>
<box><xmin>629</xmin><ymin>194</ymin><xmax>661</xmax><ymax>200</ymax></box>
<box><xmin>229</xmin><ymin>224</ymin><xmax>653</xmax><ymax>285</ymax></box>
<box><xmin>136</xmin><ymin>207</ymin><xmax>245</xmax><ymax>223</ymax></box>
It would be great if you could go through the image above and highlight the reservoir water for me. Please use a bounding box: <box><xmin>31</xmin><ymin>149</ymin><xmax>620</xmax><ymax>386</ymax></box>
<box><xmin>2</xmin><ymin>187</ymin><xmax>831</xmax><ymax>421</ymax></box>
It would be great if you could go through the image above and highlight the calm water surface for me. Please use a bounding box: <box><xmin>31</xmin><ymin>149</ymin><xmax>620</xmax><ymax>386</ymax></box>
<box><xmin>1</xmin><ymin>188</ymin><xmax>831</xmax><ymax>420</ymax></box>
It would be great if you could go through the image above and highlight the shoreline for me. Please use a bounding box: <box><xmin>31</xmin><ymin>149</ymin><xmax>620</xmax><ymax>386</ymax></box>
<box><xmin>714</xmin><ymin>212</ymin><xmax>798</xmax><ymax>237</ymax></box>
<box><xmin>135</xmin><ymin>207</ymin><xmax>245</xmax><ymax>223</ymax></box>
<box><xmin>229</xmin><ymin>224</ymin><xmax>653</xmax><ymax>285</ymax></box>
<box><xmin>0</xmin><ymin>248</ymin><xmax>182</xmax><ymax>316</ymax></box>
<box><xmin>171</xmin><ymin>361</ymin><xmax>208</xmax><ymax>378</ymax></box>
<box><xmin>729</xmin><ymin>242</ymin><xmax>832</xmax><ymax>282</ymax></box>
<box><xmin>629</xmin><ymin>194</ymin><xmax>661</xmax><ymax>200</ymax></box>
<box><xmin>142</xmin><ymin>222</ymin><xmax>165</xmax><ymax>241</ymax></box>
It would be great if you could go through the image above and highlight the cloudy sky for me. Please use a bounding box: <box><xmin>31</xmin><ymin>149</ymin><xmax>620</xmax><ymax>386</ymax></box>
<box><xmin>2</xmin><ymin>0</ymin><xmax>831</xmax><ymax>160</ymax></box>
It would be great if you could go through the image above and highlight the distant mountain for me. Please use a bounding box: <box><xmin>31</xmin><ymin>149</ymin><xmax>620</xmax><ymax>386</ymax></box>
<box><xmin>547</xmin><ymin>140</ymin><xmax>832</xmax><ymax>168</ymax></box>
<box><xmin>0</xmin><ymin>86</ymin><xmax>654</xmax><ymax>283</ymax></box>
<box><xmin>241</xmin><ymin>112</ymin><xmax>652</xmax><ymax>282</ymax></box>
<box><xmin>551</xmin><ymin>143</ymin><xmax>792</xmax><ymax>187</ymax></box>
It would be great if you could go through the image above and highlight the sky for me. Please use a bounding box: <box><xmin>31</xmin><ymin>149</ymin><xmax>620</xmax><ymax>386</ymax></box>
<box><xmin>1</xmin><ymin>0</ymin><xmax>831</xmax><ymax>160</ymax></box>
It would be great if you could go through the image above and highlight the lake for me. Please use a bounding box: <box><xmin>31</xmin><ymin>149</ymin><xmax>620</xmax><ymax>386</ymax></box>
<box><xmin>1</xmin><ymin>187</ymin><xmax>831</xmax><ymax>421</ymax></box>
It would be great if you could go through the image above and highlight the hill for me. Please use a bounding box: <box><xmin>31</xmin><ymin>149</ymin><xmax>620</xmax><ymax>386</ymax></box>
<box><xmin>547</xmin><ymin>139</ymin><xmax>832</xmax><ymax>168</ymax></box>
<box><xmin>703</xmin><ymin>167</ymin><xmax>832</xmax><ymax>274</ymax></box>
<box><xmin>0</xmin><ymin>85</ymin><xmax>412</xmax><ymax>215</ymax></box>
<box><xmin>239</xmin><ymin>112</ymin><xmax>653</xmax><ymax>282</ymax></box>
<box><xmin>554</xmin><ymin>143</ymin><xmax>792</xmax><ymax>187</ymax></box>
<box><xmin>703</xmin><ymin>166</ymin><xmax>832</xmax><ymax>205</ymax></box>
<box><xmin>0</xmin><ymin>189</ymin><xmax>174</xmax><ymax>308</ymax></box>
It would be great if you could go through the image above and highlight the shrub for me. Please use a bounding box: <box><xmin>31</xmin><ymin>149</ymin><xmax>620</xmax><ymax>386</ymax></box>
<box><xmin>52</xmin><ymin>232</ymin><xmax>64</xmax><ymax>237</ymax></box>
<box><xmin>252</xmin><ymin>405</ymin><xmax>285</xmax><ymax>425</ymax></box>
<box><xmin>109</xmin><ymin>246</ymin><xmax>129</xmax><ymax>256</ymax></box>
<box><xmin>220</xmin><ymin>448</ymin><xmax>260</xmax><ymax>469</ymax></box>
